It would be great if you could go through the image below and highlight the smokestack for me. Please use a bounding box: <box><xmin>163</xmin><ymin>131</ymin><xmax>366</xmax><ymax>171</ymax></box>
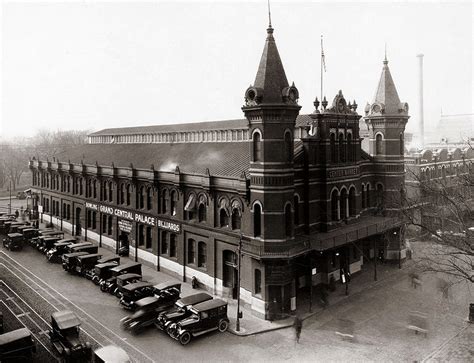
<box><xmin>417</xmin><ymin>54</ymin><xmax>424</xmax><ymax>148</ymax></box>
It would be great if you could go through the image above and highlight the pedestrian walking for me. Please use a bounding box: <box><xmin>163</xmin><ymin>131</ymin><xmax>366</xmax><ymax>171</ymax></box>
<box><xmin>294</xmin><ymin>316</ymin><xmax>303</xmax><ymax>343</ymax></box>
<box><xmin>15</xmin><ymin>209</ymin><xmax>19</xmax><ymax>218</ymax></box>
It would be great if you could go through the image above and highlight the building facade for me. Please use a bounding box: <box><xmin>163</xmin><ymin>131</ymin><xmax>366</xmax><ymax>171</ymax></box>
<box><xmin>30</xmin><ymin>24</ymin><xmax>410</xmax><ymax>320</ymax></box>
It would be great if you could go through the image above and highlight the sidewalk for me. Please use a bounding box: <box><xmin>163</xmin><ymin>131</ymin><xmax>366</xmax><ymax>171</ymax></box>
<box><xmin>38</xmin><ymin>220</ymin><xmax>414</xmax><ymax>337</ymax></box>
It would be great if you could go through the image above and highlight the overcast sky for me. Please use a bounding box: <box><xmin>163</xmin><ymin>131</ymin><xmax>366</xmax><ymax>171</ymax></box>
<box><xmin>1</xmin><ymin>0</ymin><xmax>472</xmax><ymax>138</ymax></box>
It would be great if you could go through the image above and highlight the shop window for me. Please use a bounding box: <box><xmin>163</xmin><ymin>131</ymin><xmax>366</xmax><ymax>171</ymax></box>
<box><xmin>231</xmin><ymin>208</ymin><xmax>241</xmax><ymax>230</ymax></box>
<box><xmin>198</xmin><ymin>203</ymin><xmax>206</xmax><ymax>222</ymax></box>
<box><xmin>376</xmin><ymin>134</ymin><xmax>383</xmax><ymax>155</ymax></box>
<box><xmin>285</xmin><ymin>203</ymin><xmax>292</xmax><ymax>237</ymax></box>
<box><xmin>161</xmin><ymin>231</ymin><xmax>169</xmax><ymax>254</ymax></box>
<box><xmin>138</xmin><ymin>224</ymin><xmax>144</xmax><ymax>246</ymax></box>
<box><xmin>102</xmin><ymin>214</ymin><xmax>107</xmax><ymax>233</ymax></box>
<box><xmin>169</xmin><ymin>234</ymin><xmax>177</xmax><ymax>257</ymax></box>
<box><xmin>330</xmin><ymin>133</ymin><xmax>336</xmax><ymax>163</ymax></box>
<box><xmin>187</xmin><ymin>239</ymin><xmax>196</xmax><ymax>264</ymax></box>
<box><xmin>255</xmin><ymin>269</ymin><xmax>262</xmax><ymax>295</ymax></box>
<box><xmin>67</xmin><ymin>205</ymin><xmax>71</xmax><ymax>220</ymax></box>
<box><xmin>219</xmin><ymin>209</ymin><xmax>229</xmax><ymax>228</ymax></box>
<box><xmin>253</xmin><ymin>132</ymin><xmax>262</xmax><ymax>162</ymax></box>
<box><xmin>253</xmin><ymin>203</ymin><xmax>262</xmax><ymax>237</ymax></box>
<box><xmin>108</xmin><ymin>215</ymin><xmax>113</xmax><ymax>235</ymax></box>
<box><xmin>147</xmin><ymin>187</ymin><xmax>152</xmax><ymax>210</ymax></box>
<box><xmin>146</xmin><ymin>226</ymin><xmax>152</xmax><ymax>249</ymax></box>
<box><xmin>171</xmin><ymin>190</ymin><xmax>177</xmax><ymax>216</ymax></box>
<box><xmin>198</xmin><ymin>242</ymin><xmax>207</xmax><ymax>268</ymax></box>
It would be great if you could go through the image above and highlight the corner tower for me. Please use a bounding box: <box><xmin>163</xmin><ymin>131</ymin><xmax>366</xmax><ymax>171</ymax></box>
<box><xmin>364</xmin><ymin>56</ymin><xmax>409</xmax><ymax>212</ymax></box>
<box><xmin>242</xmin><ymin>23</ymin><xmax>301</xmax><ymax>242</ymax></box>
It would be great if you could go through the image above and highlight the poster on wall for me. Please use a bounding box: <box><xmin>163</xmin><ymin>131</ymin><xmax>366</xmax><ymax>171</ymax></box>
<box><xmin>118</xmin><ymin>219</ymin><xmax>133</xmax><ymax>233</ymax></box>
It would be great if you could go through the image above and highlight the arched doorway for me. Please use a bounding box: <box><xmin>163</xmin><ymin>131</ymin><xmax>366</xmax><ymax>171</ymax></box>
<box><xmin>75</xmin><ymin>207</ymin><xmax>82</xmax><ymax>236</ymax></box>
<box><xmin>223</xmin><ymin>250</ymin><xmax>237</xmax><ymax>299</ymax></box>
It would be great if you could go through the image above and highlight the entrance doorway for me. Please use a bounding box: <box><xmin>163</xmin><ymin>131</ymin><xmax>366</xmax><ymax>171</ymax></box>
<box><xmin>118</xmin><ymin>231</ymin><xmax>130</xmax><ymax>257</ymax></box>
<box><xmin>223</xmin><ymin>250</ymin><xmax>237</xmax><ymax>299</ymax></box>
<box><xmin>75</xmin><ymin>207</ymin><xmax>82</xmax><ymax>236</ymax></box>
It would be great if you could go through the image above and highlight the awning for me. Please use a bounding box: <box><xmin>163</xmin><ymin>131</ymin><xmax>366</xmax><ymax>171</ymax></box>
<box><xmin>184</xmin><ymin>194</ymin><xmax>196</xmax><ymax>211</ymax></box>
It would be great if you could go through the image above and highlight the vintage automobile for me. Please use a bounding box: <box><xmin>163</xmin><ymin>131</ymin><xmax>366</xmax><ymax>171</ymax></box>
<box><xmin>29</xmin><ymin>228</ymin><xmax>54</xmax><ymax>246</ymax></box>
<box><xmin>113</xmin><ymin>273</ymin><xmax>143</xmax><ymax>296</ymax></box>
<box><xmin>156</xmin><ymin>292</ymin><xmax>213</xmax><ymax>333</ymax></box>
<box><xmin>119</xmin><ymin>282</ymin><xmax>155</xmax><ymax>310</ymax></box>
<box><xmin>16</xmin><ymin>224</ymin><xmax>32</xmax><ymax>235</ymax></box>
<box><xmin>75</xmin><ymin>253</ymin><xmax>103</xmax><ymax>277</ymax></box>
<box><xmin>5</xmin><ymin>221</ymin><xmax>28</xmax><ymax>234</ymax></box>
<box><xmin>100</xmin><ymin>262</ymin><xmax>142</xmax><ymax>292</ymax></box>
<box><xmin>93</xmin><ymin>262</ymin><xmax>120</xmax><ymax>285</ymax></box>
<box><xmin>120</xmin><ymin>281</ymin><xmax>181</xmax><ymax>311</ymax></box>
<box><xmin>46</xmin><ymin>238</ymin><xmax>78</xmax><ymax>262</ymax></box>
<box><xmin>0</xmin><ymin>327</ymin><xmax>36</xmax><ymax>362</ymax></box>
<box><xmin>49</xmin><ymin>310</ymin><xmax>91</xmax><ymax>361</ymax></box>
<box><xmin>39</xmin><ymin>236</ymin><xmax>62</xmax><ymax>253</ymax></box>
<box><xmin>21</xmin><ymin>227</ymin><xmax>39</xmax><ymax>242</ymax></box>
<box><xmin>168</xmin><ymin>299</ymin><xmax>229</xmax><ymax>345</ymax></box>
<box><xmin>93</xmin><ymin>345</ymin><xmax>130</xmax><ymax>363</ymax></box>
<box><xmin>97</xmin><ymin>256</ymin><xmax>120</xmax><ymax>265</ymax></box>
<box><xmin>3</xmin><ymin>233</ymin><xmax>24</xmax><ymax>251</ymax></box>
<box><xmin>34</xmin><ymin>231</ymin><xmax>65</xmax><ymax>249</ymax></box>
<box><xmin>62</xmin><ymin>251</ymin><xmax>90</xmax><ymax>272</ymax></box>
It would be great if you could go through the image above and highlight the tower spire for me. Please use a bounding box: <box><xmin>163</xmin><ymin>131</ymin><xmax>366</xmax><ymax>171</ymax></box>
<box><xmin>268</xmin><ymin>0</ymin><xmax>272</xmax><ymax>29</ymax></box>
<box><xmin>384</xmin><ymin>43</ymin><xmax>388</xmax><ymax>65</ymax></box>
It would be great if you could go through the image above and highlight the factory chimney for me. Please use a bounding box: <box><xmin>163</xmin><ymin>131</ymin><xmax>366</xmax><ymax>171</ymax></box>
<box><xmin>417</xmin><ymin>54</ymin><xmax>424</xmax><ymax>148</ymax></box>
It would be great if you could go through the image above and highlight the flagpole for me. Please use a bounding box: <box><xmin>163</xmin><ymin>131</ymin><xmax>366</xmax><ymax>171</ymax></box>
<box><xmin>320</xmin><ymin>35</ymin><xmax>323</xmax><ymax>107</ymax></box>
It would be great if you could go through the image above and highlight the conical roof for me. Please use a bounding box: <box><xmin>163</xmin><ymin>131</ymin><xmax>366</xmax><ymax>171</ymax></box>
<box><xmin>253</xmin><ymin>27</ymin><xmax>289</xmax><ymax>103</ymax></box>
<box><xmin>373</xmin><ymin>59</ymin><xmax>401</xmax><ymax>114</ymax></box>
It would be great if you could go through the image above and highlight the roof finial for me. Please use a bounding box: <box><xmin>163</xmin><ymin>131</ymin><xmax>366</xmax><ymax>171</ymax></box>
<box><xmin>384</xmin><ymin>43</ymin><xmax>388</xmax><ymax>65</ymax></box>
<box><xmin>268</xmin><ymin>0</ymin><xmax>272</xmax><ymax>28</ymax></box>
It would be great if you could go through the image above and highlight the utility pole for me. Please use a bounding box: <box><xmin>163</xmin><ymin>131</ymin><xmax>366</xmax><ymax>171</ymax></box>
<box><xmin>236</xmin><ymin>233</ymin><xmax>243</xmax><ymax>332</ymax></box>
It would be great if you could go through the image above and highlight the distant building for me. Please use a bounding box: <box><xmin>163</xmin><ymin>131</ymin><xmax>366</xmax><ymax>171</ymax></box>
<box><xmin>30</xmin><ymin>23</ymin><xmax>410</xmax><ymax>320</ymax></box>
<box><xmin>426</xmin><ymin>113</ymin><xmax>474</xmax><ymax>146</ymax></box>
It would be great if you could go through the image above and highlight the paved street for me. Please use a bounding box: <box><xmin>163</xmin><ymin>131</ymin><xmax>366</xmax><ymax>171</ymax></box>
<box><xmin>1</xmin><ymin>199</ymin><xmax>473</xmax><ymax>362</ymax></box>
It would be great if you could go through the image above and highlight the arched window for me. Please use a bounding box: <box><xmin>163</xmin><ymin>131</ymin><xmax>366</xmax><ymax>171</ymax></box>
<box><xmin>120</xmin><ymin>184</ymin><xmax>125</xmax><ymax>204</ymax></box>
<box><xmin>253</xmin><ymin>132</ymin><xmax>262</xmax><ymax>162</ymax></box>
<box><xmin>340</xmin><ymin>188</ymin><xmax>348</xmax><ymax>219</ymax></box>
<box><xmin>284</xmin><ymin>131</ymin><xmax>292</xmax><ymax>162</ymax></box>
<box><xmin>79</xmin><ymin>178</ymin><xmax>83</xmax><ymax>195</ymax></box>
<box><xmin>254</xmin><ymin>203</ymin><xmax>262</xmax><ymax>237</ymax></box>
<box><xmin>376</xmin><ymin>134</ymin><xmax>383</xmax><ymax>155</ymax></box>
<box><xmin>294</xmin><ymin>195</ymin><xmax>300</xmax><ymax>226</ymax></box>
<box><xmin>331</xmin><ymin>189</ymin><xmax>339</xmax><ymax>221</ymax></box>
<box><xmin>109</xmin><ymin>181</ymin><xmax>113</xmax><ymax>202</ymax></box>
<box><xmin>339</xmin><ymin>133</ymin><xmax>345</xmax><ymax>162</ymax></box>
<box><xmin>198</xmin><ymin>242</ymin><xmax>207</xmax><ymax>268</ymax></box>
<box><xmin>399</xmin><ymin>133</ymin><xmax>404</xmax><ymax>156</ymax></box>
<box><xmin>161</xmin><ymin>231</ymin><xmax>169</xmax><ymax>254</ymax></box>
<box><xmin>219</xmin><ymin>208</ymin><xmax>229</xmax><ymax>228</ymax></box>
<box><xmin>255</xmin><ymin>269</ymin><xmax>262</xmax><ymax>295</ymax></box>
<box><xmin>162</xmin><ymin>190</ymin><xmax>168</xmax><ymax>214</ymax></box>
<box><xmin>361</xmin><ymin>185</ymin><xmax>366</xmax><ymax>209</ymax></box>
<box><xmin>138</xmin><ymin>186</ymin><xmax>145</xmax><ymax>209</ymax></box>
<box><xmin>285</xmin><ymin>203</ymin><xmax>292</xmax><ymax>237</ymax></box>
<box><xmin>103</xmin><ymin>181</ymin><xmax>107</xmax><ymax>201</ymax></box>
<box><xmin>187</xmin><ymin>239</ymin><xmax>196</xmax><ymax>264</ymax></box>
<box><xmin>127</xmin><ymin>185</ymin><xmax>131</xmax><ymax>205</ymax></box>
<box><xmin>349</xmin><ymin>187</ymin><xmax>356</xmax><ymax>216</ymax></box>
<box><xmin>330</xmin><ymin>133</ymin><xmax>337</xmax><ymax>163</ymax></box>
<box><xmin>198</xmin><ymin>203</ymin><xmax>206</xmax><ymax>222</ymax></box>
<box><xmin>169</xmin><ymin>234</ymin><xmax>177</xmax><ymax>257</ymax></box>
<box><xmin>170</xmin><ymin>190</ymin><xmax>177</xmax><ymax>216</ymax></box>
<box><xmin>147</xmin><ymin>187</ymin><xmax>152</xmax><ymax>210</ymax></box>
<box><xmin>231</xmin><ymin>207</ymin><xmax>241</xmax><ymax>230</ymax></box>
<box><xmin>366</xmin><ymin>184</ymin><xmax>371</xmax><ymax>208</ymax></box>
<box><xmin>347</xmin><ymin>133</ymin><xmax>353</xmax><ymax>162</ymax></box>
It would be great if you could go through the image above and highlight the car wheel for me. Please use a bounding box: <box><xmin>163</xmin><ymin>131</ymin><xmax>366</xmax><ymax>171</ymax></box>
<box><xmin>179</xmin><ymin>331</ymin><xmax>192</xmax><ymax>345</ymax></box>
<box><xmin>218</xmin><ymin>319</ymin><xmax>229</xmax><ymax>332</ymax></box>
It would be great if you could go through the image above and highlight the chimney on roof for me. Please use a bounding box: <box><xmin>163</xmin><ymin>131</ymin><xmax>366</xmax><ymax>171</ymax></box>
<box><xmin>417</xmin><ymin>54</ymin><xmax>425</xmax><ymax>148</ymax></box>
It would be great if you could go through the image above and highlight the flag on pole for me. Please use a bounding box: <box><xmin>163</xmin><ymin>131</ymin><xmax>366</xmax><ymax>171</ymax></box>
<box><xmin>321</xmin><ymin>35</ymin><xmax>326</xmax><ymax>72</ymax></box>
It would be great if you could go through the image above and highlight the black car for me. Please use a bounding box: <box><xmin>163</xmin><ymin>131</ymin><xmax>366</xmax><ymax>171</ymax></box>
<box><xmin>100</xmin><ymin>262</ymin><xmax>142</xmax><ymax>292</ymax></box>
<box><xmin>6</xmin><ymin>222</ymin><xmax>28</xmax><ymax>234</ymax></box>
<box><xmin>113</xmin><ymin>273</ymin><xmax>143</xmax><ymax>297</ymax></box>
<box><xmin>34</xmin><ymin>231</ymin><xmax>65</xmax><ymax>249</ymax></box>
<box><xmin>21</xmin><ymin>227</ymin><xmax>39</xmax><ymax>242</ymax></box>
<box><xmin>168</xmin><ymin>299</ymin><xmax>229</xmax><ymax>345</ymax></box>
<box><xmin>156</xmin><ymin>292</ymin><xmax>213</xmax><ymax>333</ymax></box>
<box><xmin>119</xmin><ymin>281</ymin><xmax>181</xmax><ymax>311</ymax></box>
<box><xmin>39</xmin><ymin>236</ymin><xmax>62</xmax><ymax>253</ymax></box>
<box><xmin>75</xmin><ymin>253</ymin><xmax>103</xmax><ymax>277</ymax></box>
<box><xmin>62</xmin><ymin>252</ymin><xmax>90</xmax><ymax>272</ymax></box>
<box><xmin>65</xmin><ymin>242</ymin><xmax>93</xmax><ymax>253</ymax></box>
<box><xmin>97</xmin><ymin>256</ymin><xmax>120</xmax><ymax>265</ymax></box>
<box><xmin>49</xmin><ymin>310</ymin><xmax>91</xmax><ymax>361</ymax></box>
<box><xmin>0</xmin><ymin>328</ymin><xmax>36</xmax><ymax>362</ymax></box>
<box><xmin>3</xmin><ymin>233</ymin><xmax>24</xmax><ymax>251</ymax></box>
<box><xmin>92</xmin><ymin>262</ymin><xmax>119</xmax><ymax>286</ymax></box>
<box><xmin>119</xmin><ymin>282</ymin><xmax>155</xmax><ymax>310</ymax></box>
<box><xmin>46</xmin><ymin>239</ymin><xmax>77</xmax><ymax>262</ymax></box>
<box><xmin>120</xmin><ymin>296</ymin><xmax>162</xmax><ymax>333</ymax></box>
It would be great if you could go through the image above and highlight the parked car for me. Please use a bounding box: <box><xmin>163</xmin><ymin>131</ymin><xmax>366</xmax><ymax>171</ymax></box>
<box><xmin>46</xmin><ymin>239</ymin><xmax>77</xmax><ymax>262</ymax></box>
<box><xmin>119</xmin><ymin>282</ymin><xmax>155</xmax><ymax>310</ymax></box>
<box><xmin>113</xmin><ymin>273</ymin><xmax>143</xmax><ymax>297</ymax></box>
<box><xmin>29</xmin><ymin>228</ymin><xmax>54</xmax><ymax>246</ymax></box>
<box><xmin>100</xmin><ymin>262</ymin><xmax>142</xmax><ymax>292</ymax></box>
<box><xmin>168</xmin><ymin>299</ymin><xmax>229</xmax><ymax>345</ymax></box>
<box><xmin>75</xmin><ymin>253</ymin><xmax>103</xmax><ymax>278</ymax></box>
<box><xmin>93</xmin><ymin>345</ymin><xmax>130</xmax><ymax>363</ymax></box>
<box><xmin>0</xmin><ymin>328</ymin><xmax>36</xmax><ymax>362</ymax></box>
<box><xmin>34</xmin><ymin>231</ymin><xmax>65</xmax><ymax>249</ymax></box>
<box><xmin>97</xmin><ymin>256</ymin><xmax>120</xmax><ymax>265</ymax></box>
<box><xmin>6</xmin><ymin>222</ymin><xmax>28</xmax><ymax>234</ymax></box>
<box><xmin>49</xmin><ymin>310</ymin><xmax>91</xmax><ymax>361</ymax></box>
<box><xmin>62</xmin><ymin>252</ymin><xmax>90</xmax><ymax>271</ymax></box>
<box><xmin>21</xmin><ymin>228</ymin><xmax>39</xmax><ymax>242</ymax></box>
<box><xmin>3</xmin><ymin>233</ymin><xmax>24</xmax><ymax>251</ymax></box>
<box><xmin>65</xmin><ymin>242</ymin><xmax>93</xmax><ymax>254</ymax></box>
<box><xmin>156</xmin><ymin>292</ymin><xmax>213</xmax><ymax>333</ymax></box>
<box><xmin>91</xmin><ymin>262</ymin><xmax>120</xmax><ymax>285</ymax></box>
<box><xmin>39</xmin><ymin>236</ymin><xmax>62</xmax><ymax>254</ymax></box>
<box><xmin>119</xmin><ymin>281</ymin><xmax>181</xmax><ymax>311</ymax></box>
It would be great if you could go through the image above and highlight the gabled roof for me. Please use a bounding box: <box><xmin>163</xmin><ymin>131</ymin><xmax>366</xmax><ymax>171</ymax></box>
<box><xmin>253</xmin><ymin>26</ymin><xmax>289</xmax><ymax>104</ymax></box>
<box><xmin>372</xmin><ymin>58</ymin><xmax>401</xmax><ymax>115</ymax></box>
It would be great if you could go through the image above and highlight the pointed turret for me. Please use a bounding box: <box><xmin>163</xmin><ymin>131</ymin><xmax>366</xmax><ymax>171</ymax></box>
<box><xmin>244</xmin><ymin>26</ymin><xmax>298</xmax><ymax>106</ymax></box>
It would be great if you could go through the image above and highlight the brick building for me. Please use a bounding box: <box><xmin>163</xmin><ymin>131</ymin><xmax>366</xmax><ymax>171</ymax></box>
<box><xmin>29</xmin><ymin>24</ymin><xmax>410</xmax><ymax>320</ymax></box>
